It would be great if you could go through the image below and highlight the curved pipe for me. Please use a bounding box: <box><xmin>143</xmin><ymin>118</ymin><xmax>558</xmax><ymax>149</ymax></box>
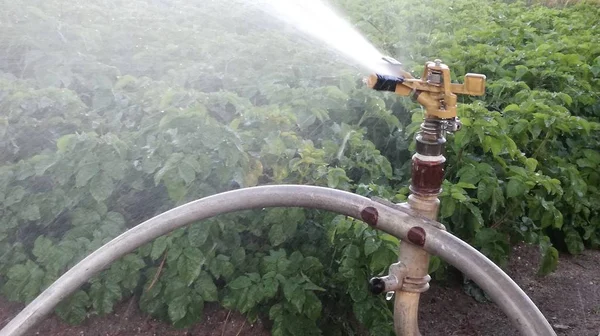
<box><xmin>0</xmin><ymin>185</ymin><xmax>555</xmax><ymax>336</ymax></box>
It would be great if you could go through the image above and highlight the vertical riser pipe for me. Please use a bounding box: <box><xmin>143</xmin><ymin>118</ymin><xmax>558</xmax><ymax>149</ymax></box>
<box><xmin>394</xmin><ymin>119</ymin><xmax>445</xmax><ymax>336</ymax></box>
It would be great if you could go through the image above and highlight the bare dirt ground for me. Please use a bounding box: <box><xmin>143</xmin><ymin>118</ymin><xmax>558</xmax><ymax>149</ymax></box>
<box><xmin>1</xmin><ymin>244</ymin><xmax>599</xmax><ymax>336</ymax></box>
<box><xmin>420</xmin><ymin>244</ymin><xmax>600</xmax><ymax>336</ymax></box>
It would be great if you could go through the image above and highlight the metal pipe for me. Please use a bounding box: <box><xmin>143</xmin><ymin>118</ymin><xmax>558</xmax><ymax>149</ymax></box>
<box><xmin>393</xmin><ymin>118</ymin><xmax>447</xmax><ymax>336</ymax></box>
<box><xmin>0</xmin><ymin>185</ymin><xmax>556</xmax><ymax>336</ymax></box>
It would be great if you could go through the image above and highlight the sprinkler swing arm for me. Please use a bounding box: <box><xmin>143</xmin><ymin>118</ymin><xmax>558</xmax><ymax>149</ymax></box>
<box><xmin>0</xmin><ymin>59</ymin><xmax>557</xmax><ymax>336</ymax></box>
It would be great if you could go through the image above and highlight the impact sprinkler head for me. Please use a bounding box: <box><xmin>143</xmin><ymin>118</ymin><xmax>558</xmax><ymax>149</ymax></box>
<box><xmin>366</xmin><ymin>57</ymin><xmax>486</xmax><ymax>119</ymax></box>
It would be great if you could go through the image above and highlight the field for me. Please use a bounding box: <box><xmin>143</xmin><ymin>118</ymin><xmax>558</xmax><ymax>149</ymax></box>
<box><xmin>0</xmin><ymin>0</ymin><xmax>599</xmax><ymax>335</ymax></box>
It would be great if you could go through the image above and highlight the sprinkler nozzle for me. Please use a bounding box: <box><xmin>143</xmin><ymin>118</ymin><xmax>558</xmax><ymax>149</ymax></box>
<box><xmin>366</xmin><ymin>73</ymin><xmax>405</xmax><ymax>92</ymax></box>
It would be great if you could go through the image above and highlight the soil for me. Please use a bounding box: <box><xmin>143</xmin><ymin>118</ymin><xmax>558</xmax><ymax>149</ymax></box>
<box><xmin>0</xmin><ymin>300</ymin><xmax>269</xmax><ymax>336</ymax></box>
<box><xmin>419</xmin><ymin>244</ymin><xmax>600</xmax><ymax>336</ymax></box>
<box><xmin>1</xmin><ymin>244</ymin><xmax>599</xmax><ymax>336</ymax></box>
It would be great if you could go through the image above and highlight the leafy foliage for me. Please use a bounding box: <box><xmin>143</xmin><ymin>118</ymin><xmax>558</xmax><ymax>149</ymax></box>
<box><xmin>0</xmin><ymin>0</ymin><xmax>598</xmax><ymax>335</ymax></box>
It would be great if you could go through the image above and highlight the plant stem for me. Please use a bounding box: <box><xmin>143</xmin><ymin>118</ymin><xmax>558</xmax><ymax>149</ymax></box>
<box><xmin>146</xmin><ymin>250</ymin><xmax>168</xmax><ymax>292</ymax></box>
<box><xmin>532</xmin><ymin>130</ymin><xmax>552</xmax><ymax>160</ymax></box>
<box><xmin>221</xmin><ymin>310</ymin><xmax>231</xmax><ymax>336</ymax></box>
<box><xmin>491</xmin><ymin>203</ymin><xmax>519</xmax><ymax>229</ymax></box>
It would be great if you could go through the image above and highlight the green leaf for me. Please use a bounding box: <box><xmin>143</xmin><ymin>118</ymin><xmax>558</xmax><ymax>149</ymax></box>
<box><xmin>3</xmin><ymin>260</ymin><xmax>45</xmax><ymax>302</ymax></box>
<box><xmin>302</xmin><ymin>279</ymin><xmax>325</xmax><ymax>292</ymax></box>
<box><xmin>538</xmin><ymin>246</ymin><xmax>558</xmax><ymax>276</ymax></box>
<box><xmin>178</xmin><ymin>162</ymin><xmax>196</xmax><ymax>185</ymax></box>
<box><xmin>564</xmin><ymin>228</ymin><xmax>584</xmax><ymax>255</ymax></box>
<box><xmin>56</xmin><ymin>134</ymin><xmax>77</xmax><ymax>152</ymax></box>
<box><xmin>327</xmin><ymin>167</ymin><xmax>350</xmax><ymax>189</ymax></box>
<box><xmin>33</xmin><ymin>155</ymin><xmax>56</xmax><ymax>176</ymax></box>
<box><xmin>515</xmin><ymin>65</ymin><xmax>530</xmax><ymax>80</ymax></box>
<box><xmin>353</xmin><ymin>300</ymin><xmax>371</xmax><ymax>325</ymax></box>
<box><xmin>583</xmin><ymin>149</ymin><xmax>600</xmax><ymax>164</ymax></box>
<box><xmin>105</xmin><ymin>212</ymin><xmax>125</xmax><ymax>228</ymax></box>
<box><xmin>245</xmin><ymin>285</ymin><xmax>264</xmax><ymax>313</ymax></box>
<box><xmin>503</xmin><ymin>104</ymin><xmax>520</xmax><ymax>113</ymax></box>
<box><xmin>284</xmin><ymin>281</ymin><xmax>306</xmax><ymax>313</ymax></box>
<box><xmin>477</xmin><ymin>181</ymin><xmax>493</xmax><ymax>202</ymax></box>
<box><xmin>464</xmin><ymin>202</ymin><xmax>484</xmax><ymax>229</ymax></box>
<box><xmin>90</xmin><ymin>278</ymin><xmax>122</xmax><ymax>314</ymax></box>
<box><xmin>168</xmin><ymin>295</ymin><xmax>190</xmax><ymax>323</ymax></box>
<box><xmin>188</xmin><ymin>223</ymin><xmax>210</xmax><ymax>246</ymax></box>
<box><xmin>541</xmin><ymin>211</ymin><xmax>554</xmax><ymax>229</ymax></box>
<box><xmin>484</xmin><ymin>136</ymin><xmax>504</xmax><ymax>157</ymax></box>
<box><xmin>301</xmin><ymin>257</ymin><xmax>323</xmax><ymax>275</ymax></box>
<box><xmin>506</xmin><ymin>179</ymin><xmax>526</xmax><ymax>198</ymax></box>
<box><xmin>262</xmin><ymin>250</ymin><xmax>290</xmax><ymax>275</ymax></box>
<box><xmin>230</xmin><ymin>246</ymin><xmax>246</xmax><ymax>266</ymax></box>
<box><xmin>92</xmin><ymin>89</ymin><xmax>114</xmax><ymax>110</ymax></box>
<box><xmin>76</xmin><ymin>163</ymin><xmax>100</xmax><ymax>187</ymax></box>
<box><xmin>269</xmin><ymin>303</ymin><xmax>283</xmax><ymax>321</ymax></box>
<box><xmin>55</xmin><ymin>291</ymin><xmax>90</xmax><ymax>325</ymax></box>
<box><xmin>164</xmin><ymin>279</ymin><xmax>188</xmax><ymax>302</ymax></box>
<box><xmin>451</xmin><ymin>190</ymin><xmax>467</xmax><ymax>202</ymax></box>
<box><xmin>261</xmin><ymin>272</ymin><xmax>279</xmax><ymax>299</ymax></box>
<box><xmin>525</xmin><ymin>158</ymin><xmax>538</xmax><ymax>172</ymax></box>
<box><xmin>440</xmin><ymin>198</ymin><xmax>456</xmax><ymax>218</ymax></box>
<box><xmin>229</xmin><ymin>275</ymin><xmax>252</xmax><ymax>290</ymax></box>
<box><xmin>429</xmin><ymin>256</ymin><xmax>441</xmax><ymax>274</ymax></box>
<box><xmin>455</xmin><ymin>182</ymin><xmax>477</xmax><ymax>189</ymax></box>
<box><xmin>178</xmin><ymin>248</ymin><xmax>205</xmax><ymax>286</ymax></box>
<box><xmin>154</xmin><ymin>153</ymin><xmax>184</xmax><ymax>185</ymax></box>
<box><xmin>140</xmin><ymin>281</ymin><xmax>164</xmax><ymax>315</ymax></box>
<box><xmin>5</xmin><ymin>187</ymin><xmax>26</xmax><ymax>207</ymax></box>
<box><xmin>364</xmin><ymin>236</ymin><xmax>380</xmax><ymax>256</ymax></box>
<box><xmin>552</xmin><ymin>209</ymin><xmax>563</xmax><ymax>229</ymax></box>
<box><xmin>303</xmin><ymin>292</ymin><xmax>322</xmax><ymax>321</ymax></box>
<box><xmin>150</xmin><ymin>236</ymin><xmax>168</xmax><ymax>261</ymax></box>
<box><xmin>196</xmin><ymin>273</ymin><xmax>218</xmax><ymax>302</ymax></box>
<box><xmin>576</xmin><ymin>158</ymin><xmax>596</xmax><ymax>168</ymax></box>
<box><xmin>209</xmin><ymin>255</ymin><xmax>234</xmax><ymax>280</ymax></box>
<box><xmin>22</xmin><ymin>204</ymin><xmax>41</xmax><ymax>221</ymax></box>
<box><xmin>458</xmin><ymin>165</ymin><xmax>481</xmax><ymax>184</ymax></box>
<box><xmin>269</xmin><ymin>223</ymin><xmax>286</xmax><ymax>246</ymax></box>
<box><xmin>512</xmin><ymin>119</ymin><xmax>529</xmax><ymax>134</ymax></box>
<box><xmin>90</xmin><ymin>172</ymin><xmax>114</xmax><ymax>202</ymax></box>
<box><xmin>120</xmin><ymin>255</ymin><xmax>145</xmax><ymax>290</ymax></box>
<box><xmin>33</xmin><ymin>236</ymin><xmax>53</xmax><ymax>264</ymax></box>
<box><xmin>102</xmin><ymin>160</ymin><xmax>126</xmax><ymax>180</ymax></box>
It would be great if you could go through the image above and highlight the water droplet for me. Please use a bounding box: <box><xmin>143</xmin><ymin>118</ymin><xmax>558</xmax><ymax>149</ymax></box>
<box><xmin>385</xmin><ymin>291</ymin><xmax>394</xmax><ymax>301</ymax></box>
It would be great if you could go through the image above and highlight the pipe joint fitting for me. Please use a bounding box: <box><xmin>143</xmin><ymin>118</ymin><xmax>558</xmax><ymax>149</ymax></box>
<box><xmin>368</xmin><ymin>261</ymin><xmax>408</xmax><ymax>295</ymax></box>
<box><xmin>401</xmin><ymin>274</ymin><xmax>432</xmax><ymax>293</ymax></box>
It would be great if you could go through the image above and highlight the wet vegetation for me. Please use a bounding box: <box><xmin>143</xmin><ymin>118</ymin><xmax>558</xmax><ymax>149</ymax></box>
<box><xmin>0</xmin><ymin>0</ymin><xmax>599</xmax><ymax>335</ymax></box>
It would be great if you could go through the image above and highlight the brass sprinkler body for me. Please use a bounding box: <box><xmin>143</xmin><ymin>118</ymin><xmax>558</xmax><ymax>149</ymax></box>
<box><xmin>366</xmin><ymin>58</ymin><xmax>486</xmax><ymax>120</ymax></box>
